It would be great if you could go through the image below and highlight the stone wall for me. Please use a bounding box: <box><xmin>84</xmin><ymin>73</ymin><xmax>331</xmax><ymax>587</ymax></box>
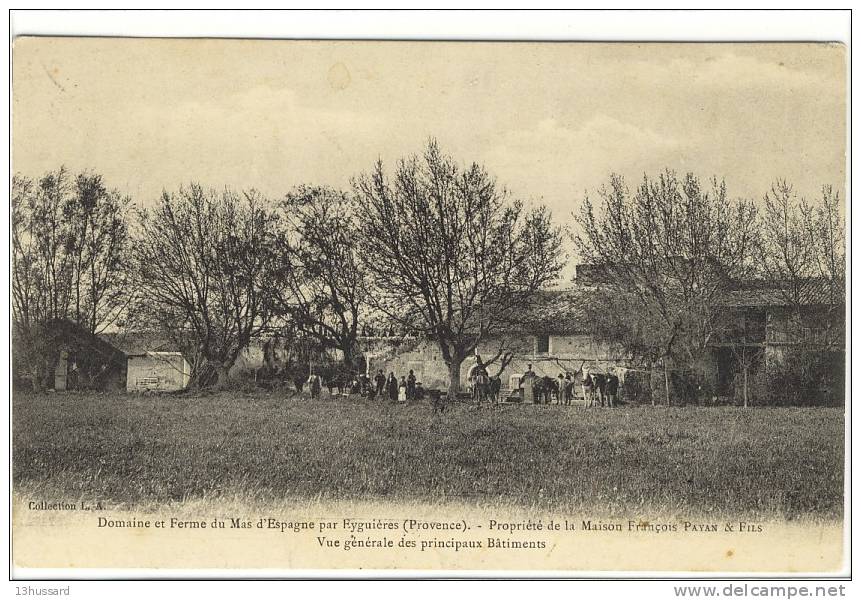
<box><xmin>370</xmin><ymin>333</ymin><xmax>631</xmax><ymax>392</ymax></box>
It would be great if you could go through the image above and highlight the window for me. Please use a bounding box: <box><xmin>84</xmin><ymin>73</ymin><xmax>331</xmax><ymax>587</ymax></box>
<box><xmin>536</xmin><ymin>335</ymin><xmax>550</xmax><ymax>354</ymax></box>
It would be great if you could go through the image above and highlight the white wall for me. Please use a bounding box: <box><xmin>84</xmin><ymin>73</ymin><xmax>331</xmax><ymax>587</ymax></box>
<box><xmin>127</xmin><ymin>355</ymin><xmax>190</xmax><ymax>392</ymax></box>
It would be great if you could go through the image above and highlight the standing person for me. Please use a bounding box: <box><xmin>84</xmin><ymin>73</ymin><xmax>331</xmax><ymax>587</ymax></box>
<box><xmin>398</xmin><ymin>376</ymin><xmax>408</xmax><ymax>403</ymax></box>
<box><xmin>374</xmin><ymin>369</ymin><xmax>386</xmax><ymax>400</ymax></box>
<box><xmin>606</xmin><ymin>369</ymin><xmax>620</xmax><ymax>408</ymax></box>
<box><xmin>407</xmin><ymin>369</ymin><xmax>417</xmax><ymax>400</ymax></box>
<box><xmin>473</xmin><ymin>361</ymin><xmax>489</xmax><ymax>406</ymax></box>
<box><xmin>556</xmin><ymin>373</ymin><xmax>566</xmax><ymax>405</ymax></box>
<box><xmin>521</xmin><ymin>363</ymin><xmax>537</xmax><ymax>404</ymax></box>
<box><xmin>309</xmin><ymin>372</ymin><xmax>322</xmax><ymax>400</ymax></box>
<box><xmin>582</xmin><ymin>370</ymin><xmax>594</xmax><ymax>408</ymax></box>
<box><xmin>564</xmin><ymin>372</ymin><xmax>574</xmax><ymax>406</ymax></box>
<box><xmin>386</xmin><ymin>372</ymin><xmax>398</xmax><ymax>402</ymax></box>
<box><xmin>593</xmin><ymin>372</ymin><xmax>607</xmax><ymax>407</ymax></box>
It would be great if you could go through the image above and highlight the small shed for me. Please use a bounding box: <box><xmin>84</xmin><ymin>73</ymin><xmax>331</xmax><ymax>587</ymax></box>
<box><xmin>126</xmin><ymin>352</ymin><xmax>190</xmax><ymax>392</ymax></box>
<box><xmin>36</xmin><ymin>319</ymin><xmax>127</xmax><ymax>392</ymax></box>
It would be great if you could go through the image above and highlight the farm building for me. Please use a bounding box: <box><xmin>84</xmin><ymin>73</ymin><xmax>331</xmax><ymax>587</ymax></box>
<box><xmin>709</xmin><ymin>278</ymin><xmax>845</xmax><ymax>403</ymax></box>
<box><xmin>363</xmin><ymin>265</ymin><xmax>845</xmax><ymax>405</ymax></box>
<box><xmin>102</xmin><ymin>331</ymin><xmax>192</xmax><ymax>392</ymax></box>
<box><xmin>106</xmin><ymin>330</ymin><xmax>340</xmax><ymax>390</ymax></box>
<box><xmin>126</xmin><ymin>352</ymin><xmax>191</xmax><ymax>392</ymax></box>
<box><xmin>11</xmin><ymin>318</ymin><xmax>128</xmax><ymax>392</ymax></box>
<box><xmin>361</xmin><ymin>290</ymin><xmax>626</xmax><ymax>400</ymax></box>
<box><xmin>12</xmin><ymin>321</ymin><xmax>196</xmax><ymax>394</ymax></box>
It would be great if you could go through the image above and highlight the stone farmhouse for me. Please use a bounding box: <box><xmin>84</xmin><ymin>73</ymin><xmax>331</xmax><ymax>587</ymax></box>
<box><xmin>365</xmin><ymin>266</ymin><xmax>845</xmax><ymax>404</ymax></box>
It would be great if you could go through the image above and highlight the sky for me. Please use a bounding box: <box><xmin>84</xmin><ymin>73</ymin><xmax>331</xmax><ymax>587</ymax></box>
<box><xmin>12</xmin><ymin>39</ymin><xmax>847</xmax><ymax>273</ymax></box>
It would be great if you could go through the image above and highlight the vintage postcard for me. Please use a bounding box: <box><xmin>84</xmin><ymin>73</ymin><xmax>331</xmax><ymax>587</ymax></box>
<box><xmin>10</xmin><ymin>35</ymin><xmax>848</xmax><ymax>577</ymax></box>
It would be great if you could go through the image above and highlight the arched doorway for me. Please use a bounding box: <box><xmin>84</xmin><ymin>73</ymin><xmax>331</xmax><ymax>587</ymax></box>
<box><xmin>464</xmin><ymin>359</ymin><xmax>481</xmax><ymax>391</ymax></box>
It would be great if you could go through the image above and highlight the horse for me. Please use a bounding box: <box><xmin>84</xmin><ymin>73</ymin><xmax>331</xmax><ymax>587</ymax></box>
<box><xmin>488</xmin><ymin>376</ymin><xmax>502</xmax><ymax>404</ymax></box>
<box><xmin>325</xmin><ymin>369</ymin><xmax>353</xmax><ymax>396</ymax></box>
<box><xmin>533</xmin><ymin>376</ymin><xmax>558</xmax><ymax>404</ymax></box>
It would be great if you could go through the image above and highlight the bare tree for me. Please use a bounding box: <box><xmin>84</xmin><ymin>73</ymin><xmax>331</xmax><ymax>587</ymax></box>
<box><xmin>758</xmin><ymin>180</ymin><xmax>817</xmax><ymax>306</ymax></box>
<box><xmin>134</xmin><ymin>185</ymin><xmax>287</xmax><ymax>388</ymax></box>
<box><xmin>13</xmin><ymin>170</ymin><xmax>72</xmax><ymax>331</ymax></box>
<box><xmin>276</xmin><ymin>186</ymin><xmax>368</xmax><ymax>374</ymax></box>
<box><xmin>67</xmin><ymin>173</ymin><xmax>135</xmax><ymax>333</ymax></box>
<box><xmin>757</xmin><ymin>181</ymin><xmax>845</xmax><ymax>348</ymax></box>
<box><xmin>481</xmin><ymin>345</ymin><xmax>516</xmax><ymax>380</ymax></box>
<box><xmin>574</xmin><ymin>171</ymin><xmax>759</xmax><ymax>405</ymax></box>
<box><xmin>12</xmin><ymin>168</ymin><xmax>132</xmax><ymax>390</ymax></box>
<box><xmin>809</xmin><ymin>185</ymin><xmax>846</xmax><ymax>303</ymax></box>
<box><xmin>353</xmin><ymin>140</ymin><xmax>563</xmax><ymax>396</ymax></box>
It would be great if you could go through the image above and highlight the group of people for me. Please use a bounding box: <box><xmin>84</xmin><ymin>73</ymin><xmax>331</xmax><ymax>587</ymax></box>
<box><xmin>305</xmin><ymin>369</ymin><xmax>421</xmax><ymax>402</ymax></box>
<box><xmin>372</xmin><ymin>369</ymin><xmax>419</xmax><ymax>402</ymax></box>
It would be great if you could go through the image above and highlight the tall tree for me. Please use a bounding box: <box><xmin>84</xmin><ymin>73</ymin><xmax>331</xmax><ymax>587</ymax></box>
<box><xmin>573</xmin><ymin>171</ymin><xmax>759</xmax><ymax>404</ymax></box>
<box><xmin>67</xmin><ymin>173</ymin><xmax>134</xmax><ymax>333</ymax></box>
<box><xmin>809</xmin><ymin>185</ymin><xmax>846</xmax><ymax>306</ymax></box>
<box><xmin>757</xmin><ymin>180</ymin><xmax>845</xmax><ymax>349</ymax></box>
<box><xmin>810</xmin><ymin>185</ymin><xmax>846</xmax><ymax>301</ymax></box>
<box><xmin>276</xmin><ymin>186</ymin><xmax>368</xmax><ymax>374</ymax></box>
<box><xmin>752</xmin><ymin>181</ymin><xmax>846</xmax><ymax>406</ymax></box>
<box><xmin>353</xmin><ymin>140</ymin><xmax>563</xmax><ymax>396</ymax></box>
<box><xmin>12</xmin><ymin>168</ymin><xmax>132</xmax><ymax>389</ymax></box>
<box><xmin>757</xmin><ymin>180</ymin><xmax>817</xmax><ymax>306</ymax></box>
<box><xmin>134</xmin><ymin>185</ymin><xmax>287</xmax><ymax>388</ymax></box>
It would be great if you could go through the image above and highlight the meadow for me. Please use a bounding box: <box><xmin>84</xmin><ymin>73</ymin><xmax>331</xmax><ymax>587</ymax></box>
<box><xmin>12</xmin><ymin>391</ymin><xmax>845</xmax><ymax>519</ymax></box>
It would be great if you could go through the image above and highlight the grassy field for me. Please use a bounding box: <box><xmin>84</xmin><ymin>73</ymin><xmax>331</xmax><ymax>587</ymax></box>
<box><xmin>12</xmin><ymin>391</ymin><xmax>845</xmax><ymax>519</ymax></box>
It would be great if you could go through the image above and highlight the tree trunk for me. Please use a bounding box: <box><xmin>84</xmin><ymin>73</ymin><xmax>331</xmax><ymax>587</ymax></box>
<box><xmin>447</xmin><ymin>358</ymin><xmax>463</xmax><ymax>398</ymax></box>
<box><xmin>215</xmin><ymin>365</ymin><xmax>231</xmax><ymax>389</ymax></box>
<box><xmin>30</xmin><ymin>369</ymin><xmax>43</xmax><ymax>393</ymax></box>
<box><xmin>341</xmin><ymin>342</ymin><xmax>356</xmax><ymax>375</ymax></box>
<box><xmin>664</xmin><ymin>361</ymin><xmax>671</xmax><ymax>406</ymax></box>
<box><xmin>648</xmin><ymin>362</ymin><xmax>655</xmax><ymax>407</ymax></box>
<box><xmin>743</xmin><ymin>363</ymin><xmax>749</xmax><ymax>408</ymax></box>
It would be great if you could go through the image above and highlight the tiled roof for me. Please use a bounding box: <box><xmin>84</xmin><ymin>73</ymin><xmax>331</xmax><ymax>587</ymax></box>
<box><xmin>45</xmin><ymin>319</ymin><xmax>127</xmax><ymax>366</ymax></box>
<box><xmin>503</xmin><ymin>290</ymin><xmax>591</xmax><ymax>335</ymax></box>
<box><xmin>100</xmin><ymin>331</ymin><xmax>177</xmax><ymax>356</ymax></box>
<box><xmin>720</xmin><ymin>279</ymin><xmax>845</xmax><ymax>308</ymax></box>
<box><xmin>515</xmin><ymin>279</ymin><xmax>844</xmax><ymax>334</ymax></box>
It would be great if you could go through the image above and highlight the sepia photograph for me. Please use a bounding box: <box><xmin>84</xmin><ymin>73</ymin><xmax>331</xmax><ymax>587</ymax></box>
<box><xmin>8</xmin><ymin>11</ymin><xmax>850</xmax><ymax>579</ymax></box>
